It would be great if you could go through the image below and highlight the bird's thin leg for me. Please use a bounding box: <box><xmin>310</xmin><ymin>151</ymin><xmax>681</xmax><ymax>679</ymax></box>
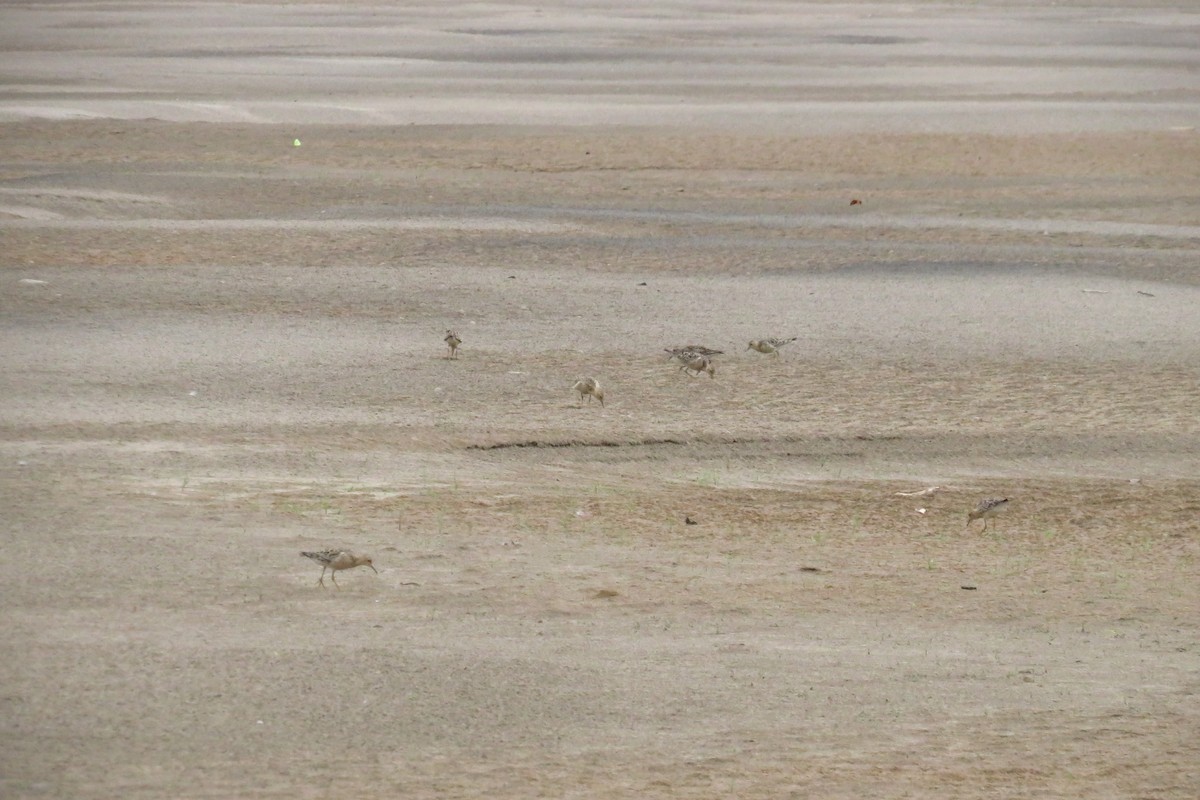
<box><xmin>331</xmin><ymin>572</ymin><xmax>340</xmax><ymax>589</ymax></box>
<box><xmin>317</xmin><ymin>567</ymin><xmax>326</xmax><ymax>587</ymax></box>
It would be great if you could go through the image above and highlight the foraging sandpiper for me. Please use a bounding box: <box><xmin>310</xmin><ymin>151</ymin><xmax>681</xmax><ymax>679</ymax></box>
<box><xmin>443</xmin><ymin>329</ymin><xmax>462</xmax><ymax>359</ymax></box>
<box><xmin>573</xmin><ymin>377</ymin><xmax>605</xmax><ymax>406</ymax></box>
<box><xmin>747</xmin><ymin>337</ymin><xmax>797</xmax><ymax>357</ymax></box>
<box><xmin>673</xmin><ymin>351</ymin><xmax>715</xmax><ymax>378</ymax></box>
<box><xmin>666</xmin><ymin>345</ymin><xmax>724</xmax><ymax>359</ymax></box>
<box><xmin>966</xmin><ymin>497</ymin><xmax>1010</xmax><ymax>532</ymax></box>
<box><xmin>301</xmin><ymin>550</ymin><xmax>378</xmax><ymax>588</ymax></box>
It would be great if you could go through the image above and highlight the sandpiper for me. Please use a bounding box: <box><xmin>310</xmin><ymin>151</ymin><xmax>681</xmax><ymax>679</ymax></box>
<box><xmin>666</xmin><ymin>345</ymin><xmax>724</xmax><ymax>359</ymax></box>
<box><xmin>674</xmin><ymin>351</ymin><xmax>715</xmax><ymax>378</ymax></box>
<box><xmin>747</xmin><ymin>337</ymin><xmax>797</xmax><ymax>357</ymax></box>
<box><xmin>443</xmin><ymin>329</ymin><xmax>461</xmax><ymax>359</ymax></box>
<box><xmin>966</xmin><ymin>497</ymin><xmax>1010</xmax><ymax>532</ymax></box>
<box><xmin>573</xmin><ymin>376</ymin><xmax>605</xmax><ymax>406</ymax></box>
<box><xmin>301</xmin><ymin>550</ymin><xmax>378</xmax><ymax>588</ymax></box>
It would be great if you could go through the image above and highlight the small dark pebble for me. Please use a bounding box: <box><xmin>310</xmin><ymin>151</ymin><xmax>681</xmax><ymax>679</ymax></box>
<box><xmin>961</xmin><ymin>585</ymin><xmax>977</xmax><ymax>590</ymax></box>
<box><xmin>685</xmin><ymin>516</ymin><xmax>698</xmax><ymax>525</ymax></box>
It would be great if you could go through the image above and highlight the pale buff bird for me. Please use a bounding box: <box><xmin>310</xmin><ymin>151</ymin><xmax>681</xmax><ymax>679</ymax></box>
<box><xmin>747</xmin><ymin>337</ymin><xmax>797</xmax><ymax>357</ymax></box>
<box><xmin>665</xmin><ymin>345</ymin><xmax>723</xmax><ymax>359</ymax></box>
<box><xmin>443</xmin><ymin>329</ymin><xmax>461</xmax><ymax>359</ymax></box>
<box><xmin>675</xmin><ymin>351</ymin><xmax>715</xmax><ymax>379</ymax></box>
<box><xmin>966</xmin><ymin>497</ymin><xmax>1010</xmax><ymax>532</ymax></box>
<box><xmin>573</xmin><ymin>377</ymin><xmax>604</xmax><ymax>406</ymax></box>
<box><xmin>301</xmin><ymin>550</ymin><xmax>378</xmax><ymax>588</ymax></box>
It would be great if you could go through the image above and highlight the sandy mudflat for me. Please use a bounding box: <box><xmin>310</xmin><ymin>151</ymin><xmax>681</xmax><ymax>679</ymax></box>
<box><xmin>1</xmin><ymin>2</ymin><xmax>1199</xmax><ymax>798</ymax></box>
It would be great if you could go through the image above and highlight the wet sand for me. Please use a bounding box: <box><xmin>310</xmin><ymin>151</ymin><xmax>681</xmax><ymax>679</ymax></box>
<box><xmin>2</xmin><ymin>2</ymin><xmax>1198</xmax><ymax>798</ymax></box>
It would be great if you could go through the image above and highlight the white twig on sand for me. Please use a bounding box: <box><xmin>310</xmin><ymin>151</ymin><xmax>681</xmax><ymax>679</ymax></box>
<box><xmin>894</xmin><ymin>486</ymin><xmax>943</xmax><ymax>497</ymax></box>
